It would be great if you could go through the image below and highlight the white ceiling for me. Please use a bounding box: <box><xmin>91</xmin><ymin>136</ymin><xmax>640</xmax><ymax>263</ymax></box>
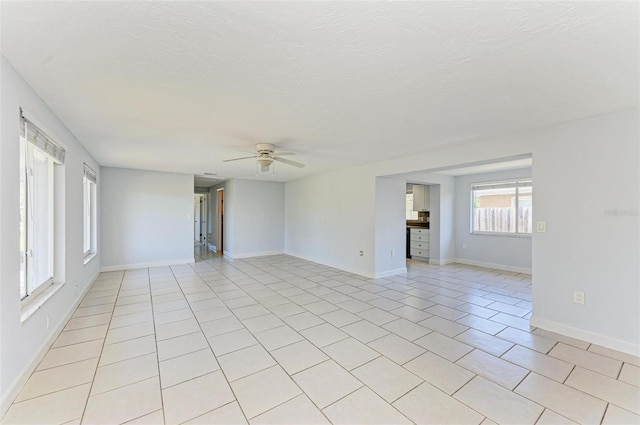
<box><xmin>194</xmin><ymin>175</ymin><xmax>225</xmax><ymax>188</ymax></box>
<box><xmin>1</xmin><ymin>2</ymin><xmax>638</xmax><ymax>182</ymax></box>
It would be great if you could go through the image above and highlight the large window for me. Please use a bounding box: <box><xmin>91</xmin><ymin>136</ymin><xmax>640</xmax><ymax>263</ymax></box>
<box><xmin>83</xmin><ymin>164</ymin><xmax>97</xmax><ymax>262</ymax></box>
<box><xmin>405</xmin><ymin>193</ymin><xmax>418</xmax><ymax>220</ymax></box>
<box><xmin>19</xmin><ymin>111</ymin><xmax>65</xmax><ymax>301</ymax></box>
<box><xmin>471</xmin><ymin>180</ymin><xmax>532</xmax><ymax>235</ymax></box>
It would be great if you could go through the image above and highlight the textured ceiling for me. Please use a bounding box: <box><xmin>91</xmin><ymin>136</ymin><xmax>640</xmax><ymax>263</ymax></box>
<box><xmin>1</xmin><ymin>1</ymin><xmax>638</xmax><ymax>181</ymax></box>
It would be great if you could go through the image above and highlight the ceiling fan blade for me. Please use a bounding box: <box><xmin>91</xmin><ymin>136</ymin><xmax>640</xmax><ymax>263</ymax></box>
<box><xmin>273</xmin><ymin>151</ymin><xmax>295</xmax><ymax>156</ymax></box>
<box><xmin>222</xmin><ymin>155</ymin><xmax>257</xmax><ymax>162</ymax></box>
<box><xmin>274</xmin><ymin>156</ymin><xmax>305</xmax><ymax>168</ymax></box>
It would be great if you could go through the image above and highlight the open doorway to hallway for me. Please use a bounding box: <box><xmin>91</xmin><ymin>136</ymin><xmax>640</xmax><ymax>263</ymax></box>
<box><xmin>194</xmin><ymin>187</ymin><xmax>224</xmax><ymax>261</ymax></box>
<box><xmin>194</xmin><ymin>193</ymin><xmax>207</xmax><ymax>247</ymax></box>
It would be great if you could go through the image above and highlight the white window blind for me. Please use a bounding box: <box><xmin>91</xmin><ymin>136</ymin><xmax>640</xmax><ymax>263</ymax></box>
<box><xmin>20</xmin><ymin>108</ymin><xmax>66</xmax><ymax>164</ymax></box>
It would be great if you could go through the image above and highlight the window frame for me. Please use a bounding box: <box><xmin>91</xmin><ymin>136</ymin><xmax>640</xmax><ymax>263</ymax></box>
<box><xmin>19</xmin><ymin>108</ymin><xmax>67</xmax><ymax>315</ymax></box>
<box><xmin>405</xmin><ymin>193</ymin><xmax>418</xmax><ymax>221</ymax></box>
<box><xmin>83</xmin><ymin>167</ymin><xmax>97</xmax><ymax>263</ymax></box>
<box><xmin>20</xmin><ymin>137</ymin><xmax>56</xmax><ymax>302</ymax></box>
<box><xmin>470</xmin><ymin>179</ymin><xmax>533</xmax><ymax>237</ymax></box>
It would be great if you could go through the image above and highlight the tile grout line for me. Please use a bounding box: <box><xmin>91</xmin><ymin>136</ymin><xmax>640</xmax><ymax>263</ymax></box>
<box><xmin>78</xmin><ymin>270</ymin><xmax>126</xmax><ymax>424</ymax></box>
<box><xmin>145</xmin><ymin>267</ymin><xmax>168</xmax><ymax>425</ymax></box>
<box><xmin>232</xmin><ymin>257</ymin><xmax>547</xmax><ymax>424</ymax></box>
<box><xmin>599</xmin><ymin>402</ymin><xmax>610</xmax><ymax>425</ymax></box>
<box><xmin>167</xmin><ymin>262</ymin><xmax>252</xmax><ymax>424</ymax></box>
<box><xmin>12</xmin><ymin>381</ymin><xmax>98</xmax><ymax>406</ymax></box>
<box><xmin>189</xmin><ymin>259</ymin><xmax>338</xmax><ymax>424</ymax></box>
<box><xmin>615</xmin><ymin>361</ymin><xmax>624</xmax><ymax>380</ymax></box>
<box><xmin>12</xmin><ymin>255</ymin><xmax>634</xmax><ymax>425</ymax></box>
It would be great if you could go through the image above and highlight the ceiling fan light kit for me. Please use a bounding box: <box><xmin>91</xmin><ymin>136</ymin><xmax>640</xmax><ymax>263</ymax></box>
<box><xmin>257</xmin><ymin>157</ymin><xmax>273</xmax><ymax>172</ymax></box>
<box><xmin>224</xmin><ymin>143</ymin><xmax>305</xmax><ymax>174</ymax></box>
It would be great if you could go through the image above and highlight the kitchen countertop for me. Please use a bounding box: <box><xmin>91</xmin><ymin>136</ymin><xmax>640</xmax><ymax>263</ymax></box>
<box><xmin>407</xmin><ymin>224</ymin><xmax>429</xmax><ymax>229</ymax></box>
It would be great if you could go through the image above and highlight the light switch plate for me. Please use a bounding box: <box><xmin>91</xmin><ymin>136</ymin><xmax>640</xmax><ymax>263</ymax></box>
<box><xmin>536</xmin><ymin>221</ymin><xmax>547</xmax><ymax>232</ymax></box>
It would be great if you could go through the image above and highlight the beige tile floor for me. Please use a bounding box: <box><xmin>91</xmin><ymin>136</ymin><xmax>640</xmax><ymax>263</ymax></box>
<box><xmin>3</xmin><ymin>251</ymin><xmax>639</xmax><ymax>424</ymax></box>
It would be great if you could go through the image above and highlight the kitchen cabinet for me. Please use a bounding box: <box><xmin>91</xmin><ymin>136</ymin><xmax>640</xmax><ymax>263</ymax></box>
<box><xmin>412</xmin><ymin>185</ymin><xmax>430</xmax><ymax>211</ymax></box>
<box><xmin>409</xmin><ymin>227</ymin><xmax>429</xmax><ymax>260</ymax></box>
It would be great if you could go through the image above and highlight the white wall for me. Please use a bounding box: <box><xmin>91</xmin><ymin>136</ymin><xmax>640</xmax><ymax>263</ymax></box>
<box><xmin>0</xmin><ymin>56</ymin><xmax>101</xmax><ymax>415</ymax></box>
<box><xmin>454</xmin><ymin>168</ymin><xmax>533</xmax><ymax>272</ymax></box>
<box><xmin>100</xmin><ymin>167</ymin><xmax>194</xmax><ymax>269</ymax></box>
<box><xmin>284</xmin><ymin>108</ymin><xmax>639</xmax><ymax>354</ymax></box>
<box><xmin>374</xmin><ymin>176</ymin><xmax>407</xmax><ymax>277</ymax></box>
<box><xmin>531</xmin><ymin>109</ymin><xmax>639</xmax><ymax>354</ymax></box>
<box><xmin>429</xmin><ymin>185</ymin><xmax>442</xmax><ymax>262</ymax></box>
<box><xmin>225</xmin><ymin>179</ymin><xmax>284</xmax><ymax>258</ymax></box>
<box><xmin>439</xmin><ymin>179</ymin><xmax>456</xmax><ymax>262</ymax></box>
<box><xmin>285</xmin><ymin>167</ymin><xmax>375</xmax><ymax>277</ymax></box>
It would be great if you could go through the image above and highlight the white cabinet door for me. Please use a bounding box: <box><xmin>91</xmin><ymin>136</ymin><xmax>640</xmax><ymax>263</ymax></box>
<box><xmin>423</xmin><ymin>185</ymin><xmax>430</xmax><ymax>211</ymax></box>
<box><xmin>413</xmin><ymin>185</ymin><xmax>424</xmax><ymax>211</ymax></box>
<box><xmin>412</xmin><ymin>185</ymin><xmax>430</xmax><ymax>211</ymax></box>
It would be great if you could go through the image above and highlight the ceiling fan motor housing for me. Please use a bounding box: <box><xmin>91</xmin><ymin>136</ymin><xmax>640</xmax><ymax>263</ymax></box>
<box><xmin>256</xmin><ymin>143</ymin><xmax>275</xmax><ymax>154</ymax></box>
<box><xmin>256</xmin><ymin>143</ymin><xmax>275</xmax><ymax>171</ymax></box>
<box><xmin>223</xmin><ymin>142</ymin><xmax>304</xmax><ymax>170</ymax></box>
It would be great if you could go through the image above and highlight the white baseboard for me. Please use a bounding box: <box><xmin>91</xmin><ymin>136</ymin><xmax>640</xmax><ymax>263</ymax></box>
<box><xmin>284</xmin><ymin>251</ymin><xmax>373</xmax><ymax>279</ymax></box>
<box><xmin>428</xmin><ymin>258</ymin><xmax>456</xmax><ymax>265</ymax></box>
<box><xmin>530</xmin><ymin>316</ymin><xmax>640</xmax><ymax>357</ymax></box>
<box><xmin>453</xmin><ymin>258</ymin><xmax>531</xmax><ymax>275</ymax></box>
<box><xmin>375</xmin><ymin>267</ymin><xmax>408</xmax><ymax>279</ymax></box>
<box><xmin>100</xmin><ymin>257</ymin><xmax>195</xmax><ymax>272</ymax></box>
<box><xmin>0</xmin><ymin>271</ymin><xmax>99</xmax><ymax>418</ymax></box>
<box><xmin>225</xmin><ymin>250</ymin><xmax>284</xmax><ymax>259</ymax></box>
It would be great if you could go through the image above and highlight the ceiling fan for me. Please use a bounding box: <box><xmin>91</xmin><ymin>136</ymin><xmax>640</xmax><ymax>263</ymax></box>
<box><xmin>223</xmin><ymin>143</ymin><xmax>305</xmax><ymax>172</ymax></box>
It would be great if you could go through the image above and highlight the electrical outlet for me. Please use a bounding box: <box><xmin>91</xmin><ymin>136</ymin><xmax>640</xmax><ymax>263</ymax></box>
<box><xmin>391</xmin><ymin>250</ymin><xmax>395</xmax><ymax>257</ymax></box>
<box><xmin>463</xmin><ymin>243</ymin><xmax>467</xmax><ymax>250</ymax></box>
<box><xmin>537</xmin><ymin>221</ymin><xmax>547</xmax><ymax>232</ymax></box>
<box><xmin>573</xmin><ymin>291</ymin><xmax>585</xmax><ymax>305</ymax></box>
<box><xmin>359</xmin><ymin>250</ymin><xmax>364</xmax><ymax>257</ymax></box>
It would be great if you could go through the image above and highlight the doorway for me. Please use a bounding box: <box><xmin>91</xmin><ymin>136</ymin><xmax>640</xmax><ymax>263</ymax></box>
<box><xmin>405</xmin><ymin>182</ymin><xmax>435</xmax><ymax>263</ymax></box>
<box><xmin>194</xmin><ymin>193</ymin><xmax>207</xmax><ymax>246</ymax></box>
<box><xmin>216</xmin><ymin>188</ymin><xmax>224</xmax><ymax>254</ymax></box>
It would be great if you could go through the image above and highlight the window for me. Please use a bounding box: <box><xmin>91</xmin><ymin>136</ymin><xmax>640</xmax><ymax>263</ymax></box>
<box><xmin>19</xmin><ymin>110</ymin><xmax>65</xmax><ymax>301</ymax></box>
<box><xmin>471</xmin><ymin>180</ymin><xmax>532</xmax><ymax>235</ymax></box>
<box><xmin>83</xmin><ymin>164</ymin><xmax>97</xmax><ymax>262</ymax></box>
<box><xmin>406</xmin><ymin>193</ymin><xmax>418</xmax><ymax>220</ymax></box>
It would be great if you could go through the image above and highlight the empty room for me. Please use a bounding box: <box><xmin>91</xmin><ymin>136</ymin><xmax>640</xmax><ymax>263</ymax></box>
<box><xmin>1</xmin><ymin>2</ymin><xmax>638</xmax><ymax>424</ymax></box>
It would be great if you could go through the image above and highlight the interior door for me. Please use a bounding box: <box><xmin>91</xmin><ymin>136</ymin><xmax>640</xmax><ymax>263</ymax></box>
<box><xmin>194</xmin><ymin>194</ymin><xmax>202</xmax><ymax>244</ymax></box>
<box><xmin>217</xmin><ymin>189</ymin><xmax>224</xmax><ymax>253</ymax></box>
<box><xmin>200</xmin><ymin>193</ymin><xmax>207</xmax><ymax>247</ymax></box>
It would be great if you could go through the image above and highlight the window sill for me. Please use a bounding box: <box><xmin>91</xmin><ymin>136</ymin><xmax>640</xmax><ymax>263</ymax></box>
<box><xmin>83</xmin><ymin>252</ymin><xmax>97</xmax><ymax>265</ymax></box>
<box><xmin>20</xmin><ymin>282</ymin><xmax>65</xmax><ymax>323</ymax></box>
<box><xmin>470</xmin><ymin>232</ymin><xmax>532</xmax><ymax>239</ymax></box>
